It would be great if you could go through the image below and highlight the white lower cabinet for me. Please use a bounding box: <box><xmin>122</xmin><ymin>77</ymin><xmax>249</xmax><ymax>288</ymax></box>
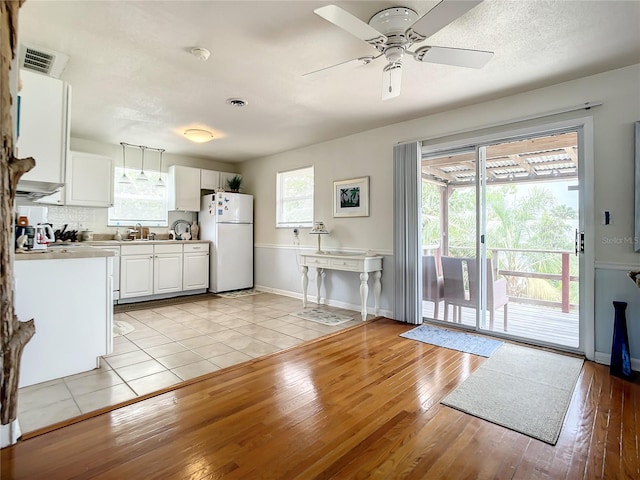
<box><xmin>183</xmin><ymin>243</ymin><xmax>209</xmax><ymax>290</ymax></box>
<box><xmin>154</xmin><ymin>244</ymin><xmax>183</xmax><ymax>294</ymax></box>
<box><xmin>118</xmin><ymin>241</ymin><xmax>209</xmax><ymax>301</ymax></box>
<box><xmin>120</xmin><ymin>246</ymin><xmax>154</xmax><ymax>299</ymax></box>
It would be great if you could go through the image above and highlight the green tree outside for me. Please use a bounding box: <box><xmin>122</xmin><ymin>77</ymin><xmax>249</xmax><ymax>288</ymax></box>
<box><xmin>421</xmin><ymin>181</ymin><xmax>578</xmax><ymax>306</ymax></box>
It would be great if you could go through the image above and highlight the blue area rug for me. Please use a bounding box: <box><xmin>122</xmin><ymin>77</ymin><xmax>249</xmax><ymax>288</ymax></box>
<box><xmin>400</xmin><ymin>324</ymin><xmax>503</xmax><ymax>357</ymax></box>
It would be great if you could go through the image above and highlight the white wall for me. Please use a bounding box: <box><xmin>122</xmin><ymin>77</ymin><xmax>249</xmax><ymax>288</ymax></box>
<box><xmin>241</xmin><ymin>64</ymin><xmax>640</xmax><ymax>360</ymax></box>
<box><xmin>39</xmin><ymin>137</ymin><xmax>239</xmax><ymax>236</ymax></box>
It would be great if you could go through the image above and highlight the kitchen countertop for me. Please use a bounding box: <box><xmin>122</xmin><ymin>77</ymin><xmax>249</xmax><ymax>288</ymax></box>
<box><xmin>87</xmin><ymin>239</ymin><xmax>210</xmax><ymax>245</ymax></box>
<box><xmin>15</xmin><ymin>246</ymin><xmax>115</xmax><ymax>261</ymax></box>
<box><xmin>15</xmin><ymin>239</ymin><xmax>211</xmax><ymax>260</ymax></box>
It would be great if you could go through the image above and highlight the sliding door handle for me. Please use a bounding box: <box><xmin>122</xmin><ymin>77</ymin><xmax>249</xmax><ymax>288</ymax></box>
<box><xmin>575</xmin><ymin>229</ymin><xmax>584</xmax><ymax>255</ymax></box>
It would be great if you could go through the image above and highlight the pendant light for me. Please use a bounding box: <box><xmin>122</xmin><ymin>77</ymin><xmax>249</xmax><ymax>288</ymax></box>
<box><xmin>137</xmin><ymin>146</ymin><xmax>148</xmax><ymax>182</ymax></box>
<box><xmin>155</xmin><ymin>149</ymin><xmax>165</xmax><ymax>187</ymax></box>
<box><xmin>118</xmin><ymin>142</ymin><xmax>131</xmax><ymax>184</ymax></box>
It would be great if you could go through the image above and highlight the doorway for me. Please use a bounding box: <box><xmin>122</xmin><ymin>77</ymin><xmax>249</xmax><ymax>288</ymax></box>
<box><xmin>420</xmin><ymin>126</ymin><xmax>588</xmax><ymax>353</ymax></box>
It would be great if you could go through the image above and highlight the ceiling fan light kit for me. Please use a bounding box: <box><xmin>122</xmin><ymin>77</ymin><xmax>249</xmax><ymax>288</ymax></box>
<box><xmin>312</xmin><ymin>0</ymin><xmax>493</xmax><ymax>100</ymax></box>
<box><xmin>382</xmin><ymin>63</ymin><xmax>402</xmax><ymax>100</ymax></box>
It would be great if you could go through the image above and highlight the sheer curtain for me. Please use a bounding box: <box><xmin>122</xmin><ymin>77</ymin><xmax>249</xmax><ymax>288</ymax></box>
<box><xmin>393</xmin><ymin>141</ymin><xmax>422</xmax><ymax>324</ymax></box>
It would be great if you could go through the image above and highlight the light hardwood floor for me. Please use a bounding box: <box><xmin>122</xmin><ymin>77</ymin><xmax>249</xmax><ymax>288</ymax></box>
<box><xmin>2</xmin><ymin>318</ymin><xmax>638</xmax><ymax>479</ymax></box>
<box><xmin>16</xmin><ymin>292</ymin><xmax>364</xmax><ymax>433</ymax></box>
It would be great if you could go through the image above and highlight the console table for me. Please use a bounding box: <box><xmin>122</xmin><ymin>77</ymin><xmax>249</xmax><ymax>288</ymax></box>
<box><xmin>300</xmin><ymin>252</ymin><xmax>383</xmax><ymax>321</ymax></box>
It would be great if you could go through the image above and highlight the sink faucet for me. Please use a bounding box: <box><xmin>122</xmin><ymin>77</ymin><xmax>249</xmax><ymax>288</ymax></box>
<box><xmin>135</xmin><ymin>223</ymin><xmax>142</xmax><ymax>240</ymax></box>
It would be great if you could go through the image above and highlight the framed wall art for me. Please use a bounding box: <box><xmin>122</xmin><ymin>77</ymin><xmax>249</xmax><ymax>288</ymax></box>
<box><xmin>333</xmin><ymin>176</ymin><xmax>369</xmax><ymax>217</ymax></box>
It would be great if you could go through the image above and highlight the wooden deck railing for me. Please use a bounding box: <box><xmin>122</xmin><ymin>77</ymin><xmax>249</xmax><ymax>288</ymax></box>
<box><xmin>491</xmin><ymin>248</ymin><xmax>577</xmax><ymax>313</ymax></box>
<box><xmin>422</xmin><ymin>245</ymin><xmax>578</xmax><ymax>313</ymax></box>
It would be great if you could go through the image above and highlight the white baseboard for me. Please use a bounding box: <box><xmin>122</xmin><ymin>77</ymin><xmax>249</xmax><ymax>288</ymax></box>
<box><xmin>594</xmin><ymin>351</ymin><xmax>640</xmax><ymax>372</ymax></box>
<box><xmin>255</xmin><ymin>284</ymin><xmax>393</xmax><ymax>318</ymax></box>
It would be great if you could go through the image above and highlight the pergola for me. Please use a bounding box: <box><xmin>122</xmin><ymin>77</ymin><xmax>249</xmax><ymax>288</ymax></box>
<box><xmin>421</xmin><ymin>132</ymin><xmax>578</xmax><ymax>187</ymax></box>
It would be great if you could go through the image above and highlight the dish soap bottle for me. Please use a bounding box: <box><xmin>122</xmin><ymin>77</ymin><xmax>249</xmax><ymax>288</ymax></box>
<box><xmin>114</xmin><ymin>228</ymin><xmax>122</xmax><ymax>241</ymax></box>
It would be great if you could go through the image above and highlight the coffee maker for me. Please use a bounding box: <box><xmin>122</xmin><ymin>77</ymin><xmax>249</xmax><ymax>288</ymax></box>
<box><xmin>15</xmin><ymin>225</ymin><xmax>35</xmax><ymax>250</ymax></box>
<box><xmin>16</xmin><ymin>205</ymin><xmax>53</xmax><ymax>251</ymax></box>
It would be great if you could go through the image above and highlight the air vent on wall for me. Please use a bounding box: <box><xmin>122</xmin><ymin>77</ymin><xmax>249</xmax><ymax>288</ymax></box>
<box><xmin>19</xmin><ymin>44</ymin><xmax>69</xmax><ymax>78</ymax></box>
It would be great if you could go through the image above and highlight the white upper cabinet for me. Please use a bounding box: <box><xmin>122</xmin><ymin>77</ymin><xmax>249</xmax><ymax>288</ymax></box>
<box><xmin>16</xmin><ymin>69</ymin><xmax>70</xmax><ymax>184</ymax></box>
<box><xmin>200</xmin><ymin>169</ymin><xmax>220</xmax><ymax>190</ymax></box>
<box><xmin>65</xmin><ymin>151</ymin><xmax>114</xmax><ymax>207</ymax></box>
<box><xmin>168</xmin><ymin>165</ymin><xmax>201</xmax><ymax>211</ymax></box>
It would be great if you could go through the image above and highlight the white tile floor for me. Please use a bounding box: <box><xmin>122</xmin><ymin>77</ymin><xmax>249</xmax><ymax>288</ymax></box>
<box><xmin>17</xmin><ymin>292</ymin><xmax>366</xmax><ymax>433</ymax></box>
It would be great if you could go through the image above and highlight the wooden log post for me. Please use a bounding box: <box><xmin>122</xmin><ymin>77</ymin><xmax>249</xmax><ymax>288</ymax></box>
<box><xmin>1</xmin><ymin>0</ymin><xmax>36</xmax><ymax>429</ymax></box>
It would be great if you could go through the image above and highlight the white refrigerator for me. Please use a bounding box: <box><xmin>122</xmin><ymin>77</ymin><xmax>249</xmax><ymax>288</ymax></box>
<box><xmin>200</xmin><ymin>193</ymin><xmax>254</xmax><ymax>293</ymax></box>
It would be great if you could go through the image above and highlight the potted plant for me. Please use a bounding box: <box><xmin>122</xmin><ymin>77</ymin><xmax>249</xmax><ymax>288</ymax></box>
<box><xmin>227</xmin><ymin>175</ymin><xmax>242</xmax><ymax>193</ymax></box>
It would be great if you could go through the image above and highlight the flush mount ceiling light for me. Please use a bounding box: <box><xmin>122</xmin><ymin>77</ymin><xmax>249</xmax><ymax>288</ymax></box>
<box><xmin>184</xmin><ymin>128</ymin><xmax>214</xmax><ymax>143</ymax></box>
<box><xmin>190</xmin><ymin>47</ymin><xmax>210</xmax><ymax>61</ymax></box>
<box><xmin>226</xmin><ymin>98</ymin><xmax>247</xmax><ymax>107</ymax></box>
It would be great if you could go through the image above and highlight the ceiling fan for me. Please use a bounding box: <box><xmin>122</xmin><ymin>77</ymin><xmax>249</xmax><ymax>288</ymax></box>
<box><xmin>308</xmin><ymin>0</ymin><xmax>493</xmax><ymax>100</ymax></box>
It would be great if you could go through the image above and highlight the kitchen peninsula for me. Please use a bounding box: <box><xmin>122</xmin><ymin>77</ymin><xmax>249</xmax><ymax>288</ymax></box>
<box><xmin>14</xmin><ymin>246</ymin><xmax>114</xmax><ymax>387</ymax></box>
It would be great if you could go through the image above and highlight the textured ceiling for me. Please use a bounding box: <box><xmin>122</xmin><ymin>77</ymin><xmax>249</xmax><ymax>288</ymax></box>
<box><xmin>17</xmin><ymin>1</ymin><xmax>640</xmax><ymax>163</ymax></box>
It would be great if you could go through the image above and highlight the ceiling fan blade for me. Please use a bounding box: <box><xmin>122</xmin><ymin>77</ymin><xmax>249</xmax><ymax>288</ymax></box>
<box><xmin>302</xmin><ymin>55</ymin><xmax>379</xmax><ymax>77</ymax></box>
<box><xmin>314</xmin><ymin>5</ymin><xmax>387</xmax><ymax>48</ymax></box>
<box><xmin>407</xmin><ymin>0</ymin><xmax>483</xmax><ymax>41</ymax></box>
<box><xmin>382</xmin><ymin>63</ymin><xmax>402</xmax><ymax>100</ymax></box>
<box><xmin>413</xmin><ymin>46</ymin><xmax>493</xmax><ymax>69</ymax></box>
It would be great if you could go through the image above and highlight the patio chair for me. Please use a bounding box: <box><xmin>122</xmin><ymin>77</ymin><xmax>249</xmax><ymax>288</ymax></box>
<box><xmin>422</xmin><ymin>255</ymin><xmax>444</xmax><ymax>319</ymax></box>
<box><xmin>441</xmin><ymin>256</ymin><xmax>474</xmax><ymax>323</ymax></box>
<box><xmin>467</xmin><ymin>258</ymin><xmax>509</xmax><ymax>331</ymax></box>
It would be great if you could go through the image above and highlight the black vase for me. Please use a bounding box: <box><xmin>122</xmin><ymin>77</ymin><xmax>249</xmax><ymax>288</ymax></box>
<box><xmin>610</xmin><ymin>301</ymin><xmax>632</xmax><ymax>379</ymax></box>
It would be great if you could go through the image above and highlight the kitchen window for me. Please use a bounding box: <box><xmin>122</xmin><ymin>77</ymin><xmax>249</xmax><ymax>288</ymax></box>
<box><xmin>276</xmin><ymin>166</ymin><xmax>314</xmax><ymax>228</ymax></box>
<box><xmin>108</xmin><ymin>166</ymin><xmax>169</xmax><ymax>227</ymax></box>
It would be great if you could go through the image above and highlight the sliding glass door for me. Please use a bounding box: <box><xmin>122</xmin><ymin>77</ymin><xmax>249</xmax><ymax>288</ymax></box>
<box><xmin>421</xmin><ymin>126</ymin><xmax>584</xmax><ymax>352</ymax></box>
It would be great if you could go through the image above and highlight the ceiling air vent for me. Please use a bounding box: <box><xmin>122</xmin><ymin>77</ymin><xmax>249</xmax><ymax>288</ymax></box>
<box><xmin>19</xmin><ymin>44</ymin><xmax>69</xmax><ymax>78</ymax></box>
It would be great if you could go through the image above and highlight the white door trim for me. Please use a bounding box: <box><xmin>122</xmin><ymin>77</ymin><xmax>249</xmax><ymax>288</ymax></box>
<box><xmin>421</xmin><ymin>116</ymin><xmax>595</xmax><ymax>360</ymax></box>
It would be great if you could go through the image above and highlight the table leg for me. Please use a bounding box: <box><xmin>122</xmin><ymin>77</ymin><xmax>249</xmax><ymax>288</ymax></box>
<box><xmin>360</xmin><ymin>272</ymin><xmax>369</xmax><ymax>321</ymax></box>
<box><xmin>373</xmin><ymin>270</ymin><xmax>381</xmax><ymax>316</ymax></box>
<box><xmin>316</xmin><ymin>268</ymin><xmax>323</xmax><ymax>305</ymax></box>
<box><xmin>301</xmin><ymin>266</ymin><xmax>308</xmax><ymax>308</ymax></box>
